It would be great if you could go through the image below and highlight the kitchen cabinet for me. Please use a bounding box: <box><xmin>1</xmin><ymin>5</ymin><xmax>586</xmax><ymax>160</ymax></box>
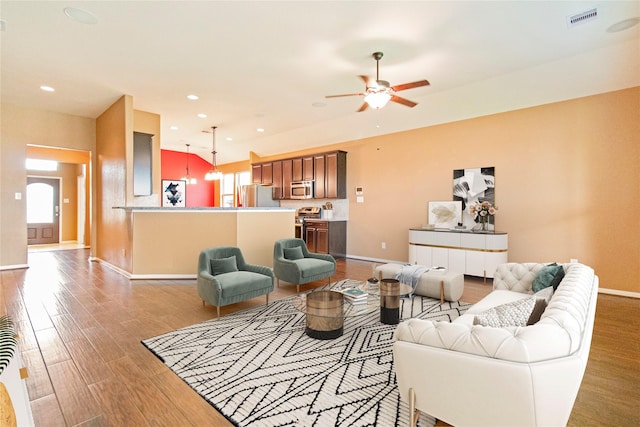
<box><xmin>281</xmin><ymin>159</ymin><xmax>292</xmax><ymax>200</ymax></box>
<box><xmin>302</xmin><ymin>156</ymin><xmax>314</xmax><ymax>181</ymax></box>
<box><xmin>261</xmin><ymin>162</ymin><xmax>273</xmax><ymax>186</ymax></box>
<box><xmin>408</xmin><ymin>229</ymin><xmax>508</xmax><ymax>279</ymax></box>
<box><xmin>251</xmin><ymin>164</ymin><xmax>262</xmax><ymax>184</ymax></box>
<box><xmin>292</xmin><ymin>158</ymin><xmax>303</xmax><ymax>181</ymax></box>
<box><xmin>325</xmin><ymin>151</ymin><xmax>346</xmax><ymax>199</ymax></box>
<box><xmin>304</xmin><ymin>219</ymin><xmax>346</xmax><ymax>257</ymax></box>
<box><xmin>251</xmin><ymin>150</ymin><xmax>347</xmax><ymax>199</ymax></box>
<box><xmin>272</xmin><ymin>160</ymin><xmax>283</xmax><ymax>199</ymax></box>
<box><xmin>313</xmin><ymin>154</ymin><xmax>326</xmax><ymax>199</ymax></box>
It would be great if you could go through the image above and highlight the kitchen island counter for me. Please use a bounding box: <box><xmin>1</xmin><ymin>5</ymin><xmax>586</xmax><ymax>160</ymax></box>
<box><xmin>108</xmin><ymin>207</ymin><xmax>295</xmax><ymax>278</ymax></box>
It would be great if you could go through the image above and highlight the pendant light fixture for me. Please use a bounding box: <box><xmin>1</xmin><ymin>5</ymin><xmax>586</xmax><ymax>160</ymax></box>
<box><xmin>204</xmin><ymin>126</ymin><xmax>223</xmax><ymax>181</ymax></box>
<box><xmin>181</xmin><ymin>143</ymin><xmax>197</xmax><ymax>184</ymax></box>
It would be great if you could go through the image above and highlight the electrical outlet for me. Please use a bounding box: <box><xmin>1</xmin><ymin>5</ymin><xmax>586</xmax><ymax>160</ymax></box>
<box><xmin>381</xmin><ymin>242</ymin><xmax>386</xmax><ymax>249</ymax></box>
<box><xmin>570</xmin><ymin>258</ymin><xmax>578</xmax><ymax>263</ymax></box>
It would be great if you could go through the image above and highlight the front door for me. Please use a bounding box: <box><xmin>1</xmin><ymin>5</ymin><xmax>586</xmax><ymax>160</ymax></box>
<box><xmin>27</xmin><ymin>177</ymin><xmax>60</xmax><ymax>245</ymax></box>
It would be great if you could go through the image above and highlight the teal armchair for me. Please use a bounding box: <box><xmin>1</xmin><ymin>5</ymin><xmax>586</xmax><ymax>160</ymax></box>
<box><xmin>197</xmin><ymin>246</ymin><xmax>274</xmax><ymax>317</ymax></box>
<box><xmin>273</xmin><ymin>238</ymin><xmax>336</xmax><ymax>293</ymax></box>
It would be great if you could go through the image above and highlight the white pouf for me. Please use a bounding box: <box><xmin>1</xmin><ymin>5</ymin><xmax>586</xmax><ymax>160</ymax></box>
<box><xmin>374</xmin><ymin>263</ymin><xmax>464</xmax><ymax>303</ymax></box>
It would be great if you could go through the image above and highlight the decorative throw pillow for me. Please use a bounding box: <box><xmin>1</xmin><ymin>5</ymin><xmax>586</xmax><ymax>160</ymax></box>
<box><xmin>527</xmin><ymin>298</ymin><xmax>548</xmax><ymax>326</ymax></box>
<box><xmin>532</xmin><ymin>263</ymin><xmax>564</xmax><ymax>292</ymax></box>
<box><xmin>534</xmin><ymin>286</ymin><xmax>554</xmax><ymax>303</ymax></box>
<box><xmin>210</xmin><ymin>255</ymin><xmax>238</xmax><ymax>275</ymax></box>
<box><xmin>551</xmin><ymin>266</ymin><xmax>565</xmax><ymax>291</ymax></box>
<box><xmin>284</xmin><ymin>246</ymin><xmax>304</xmax><ymax>260</ymax></box>
<box><xmin>473</xmin><ymin>297</ymin><xmax>536</xmax><ymax>327</ymax></box>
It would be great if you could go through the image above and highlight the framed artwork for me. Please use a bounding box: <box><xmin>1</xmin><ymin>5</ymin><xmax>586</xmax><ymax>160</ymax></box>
<box><xmin>428</xmin><ymin>201</ymin><xmax>462</xmax><ymax>229</ymax></box>
<box><xmin>453</xmin><ymin>167</ymin><xmax>495</xmax><ymax>229</ymax></box>
<box><xmin>162</xmin><ymin>180</ymin><xmax>186</xmax><ymax>207</ymax></box>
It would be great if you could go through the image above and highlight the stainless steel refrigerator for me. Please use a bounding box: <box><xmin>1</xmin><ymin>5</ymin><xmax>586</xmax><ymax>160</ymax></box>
<box><xmin>240</xmin><ymin>184</ymin><xmax>280</xmax><ymax>207</ymax></box>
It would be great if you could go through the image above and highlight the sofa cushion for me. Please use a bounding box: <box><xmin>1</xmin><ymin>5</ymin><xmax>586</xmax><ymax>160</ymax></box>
<box><xmin>532</xmin><ymin>263</ymin><xmax>564</xmax><ymax>292</ymax></box>
<box><xmin>216</xmin><ymin>271</ymin><xmax>272</xmax><ymax>298</ymax></box>
<box><xmin>210</xmin><ymin>255</ymin><xmax>238</xmax><ymax>275</ymax></box>
<box><xmin>295</xmin><ymin>258</ymin><xmax>335</xmax><ymax>278</ymax></box>
<box><xmin>283</xmin><ymin>246</ymin><xmax>304</xmax><ymax>260</ymax></box>
<box><xmin>473</xmin><ymin>297</ymin><xmax>536</xmax><ymax>327</ymax></box>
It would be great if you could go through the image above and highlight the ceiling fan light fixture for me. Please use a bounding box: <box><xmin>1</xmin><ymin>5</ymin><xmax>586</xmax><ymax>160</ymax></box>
<box><xmin>365</xmin><ymin>90</ymin><xmax>392</xmax><ymax>109</ymax></box>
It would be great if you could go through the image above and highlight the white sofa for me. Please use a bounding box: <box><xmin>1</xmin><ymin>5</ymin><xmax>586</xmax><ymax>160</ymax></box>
<box><xmin>393</xmin><ymin>262</ymin><xmax>599</xmax><ymax>427</ymax></box>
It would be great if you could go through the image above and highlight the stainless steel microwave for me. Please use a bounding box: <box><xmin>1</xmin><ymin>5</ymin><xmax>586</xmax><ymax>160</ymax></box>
<box><xmin>291</xmin><ymin>181</ymin><xmax>313</xmax><ymax>199</ymax></box>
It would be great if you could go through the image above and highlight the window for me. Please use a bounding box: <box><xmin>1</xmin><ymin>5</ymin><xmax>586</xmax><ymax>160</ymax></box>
<box><xmin>27</xmin><ymin>183</ymin><xmax>54</xmax><ymax>223</ymax></box>
<box><xmin>26</xmin><ymin>158</ymin><xmax>58</xmax><ymax>171</ymax></box>
<box><xmin>220</xmin><ymin>173</ymin><xmax>235</xmax><ymax>207</ymax></box>
<box><xmin>220</xmin><ymin>171</ymin><xmax>251</xmax><ymax>207</ymax></box>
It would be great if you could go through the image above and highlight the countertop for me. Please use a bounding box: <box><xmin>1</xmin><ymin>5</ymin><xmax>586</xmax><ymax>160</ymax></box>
<box><xmin>113</xmin><ymin>206</ymin><xmax>295</xmax><ymax>212</ymax></box>
<box><xmin>410</xmin><ymin>227</ymin><xmax>507</xmax><ymax>235</ymax></box>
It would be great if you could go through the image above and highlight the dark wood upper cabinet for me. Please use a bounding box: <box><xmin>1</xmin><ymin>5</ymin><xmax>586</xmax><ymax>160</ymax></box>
<box><xmin>261</xmin><ymin>162</ymin><xmax>273</xmax><ymax>186</ymax></box>
<box><xmin>313</xmin><ymin>154</ymin><xmax>326</xmax><ymax>199</ymax></box>
<box><xmin>292</xmin><ymin>158</ymin><xmax>303</xmax><ymax>182</ymax></box>
<box><xmin>252</xmin><ymin>164</ymin><xmax>262</xmax><ymax>184</ymax></box>
<box><xmin>251</xmin><ymin>150</ymin><xmax>346</xmax><ymax>199</ymax></box>
<box><xmin>325</xmin><ymin>151</ymin><xmax>347</xmax><ymax>199</ymax></box>
<box><xmin>272</xmin><ymin>160</ymin><xmax>283</xmax><ymax>199</ymax></box>
<box><xmin>281</xmin><ymin>159</ymin><xmax>292</xmax><ymax>200</ymax></box>
<box><xmin>302</xmin><ymin>156</ymin><xmax>314</xmax><ymax>181</ymax></box>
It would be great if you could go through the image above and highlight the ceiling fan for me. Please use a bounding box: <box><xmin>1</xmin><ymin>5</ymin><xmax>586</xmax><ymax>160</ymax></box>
<box><xmin>326</xmin><ymin>51</ymin><xmax>430</xmax><ymax>112</ymax></box>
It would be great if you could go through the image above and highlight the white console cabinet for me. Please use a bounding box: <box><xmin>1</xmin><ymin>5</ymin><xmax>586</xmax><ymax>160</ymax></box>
<box><xmin>409</xmin><ymin>229</ymin><xmax>508</xmax><ymax>279</ymax></box>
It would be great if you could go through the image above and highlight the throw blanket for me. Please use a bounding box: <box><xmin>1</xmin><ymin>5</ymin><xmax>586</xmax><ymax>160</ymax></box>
<box><xmin>395</xmin><ymin>264</ymin><xmax>428</xmax><ymax>289</ymax></box>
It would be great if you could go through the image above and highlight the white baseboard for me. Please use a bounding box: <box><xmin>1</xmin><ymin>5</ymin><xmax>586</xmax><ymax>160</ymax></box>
<box><xmin>598</xmin><ymin>287</ymin><xmax>640</xmax><ymax>299</ymax></box>
<box><xmin>0</xmin><ymin>264</ymin><xmax>29</xmax><ymax>271</ymax></box>
<box><xmin>345</xmin><ymin>254</ymin><xmax>407</xmax><ymax>265</ymax></box>
<box><xmin>90</xmin><ymin>257</ymin><xmax>196</xmax><ymax>280</ymax></box>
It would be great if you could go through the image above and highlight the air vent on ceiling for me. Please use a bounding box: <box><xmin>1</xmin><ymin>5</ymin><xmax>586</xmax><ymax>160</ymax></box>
<box><xmin>567</xmin><ymin>8</ymin><xmax>598</xmax><ymax>28</ymax></box>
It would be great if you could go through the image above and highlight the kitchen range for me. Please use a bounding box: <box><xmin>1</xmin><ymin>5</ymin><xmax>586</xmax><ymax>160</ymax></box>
<box><xmin>294</xmin><ymin>207</ymin><xmax>321</xmax><ymax>239</ymax></box>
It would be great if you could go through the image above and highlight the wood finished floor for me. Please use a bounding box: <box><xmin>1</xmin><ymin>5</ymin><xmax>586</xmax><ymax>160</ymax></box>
<box><xmin>0</xmin><ymin>249</ymin><xmax>638</xmax><ymax>426</ymax></box>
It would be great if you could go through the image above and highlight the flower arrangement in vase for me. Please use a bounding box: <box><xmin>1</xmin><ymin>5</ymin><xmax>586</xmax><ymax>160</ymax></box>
<box><xmin>470</xmin><ymin>201</ymin><xmax>497</xmax><ymax>231</ymax></box>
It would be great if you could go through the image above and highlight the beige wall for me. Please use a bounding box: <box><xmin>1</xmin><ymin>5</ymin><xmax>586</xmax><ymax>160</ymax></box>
<box><xmin>251</xmin><ymin>88</ymin><xmax>640</xmax><ymax>294</ymax></box>
<box><xmin>2</xmin><ymin>88</ymin><xmax>638</xmax><ymax>295</ymax></box>
<box><xmin>95</xmin><ymin>95</ymin><xmax>131</xmax><ymax>271</ymax></box>
<box><xmin>343</xmin><ymin>88</ymin><xmax>638</xmax><ymax>294</ymax></box>
<box><xmin>0</xmin><ymin>104</ymin><xmax>95</xmax><ymax>267</ymax></box>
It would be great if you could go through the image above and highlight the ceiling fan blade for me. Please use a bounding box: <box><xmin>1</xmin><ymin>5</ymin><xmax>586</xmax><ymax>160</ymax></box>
<box><xmin>357</xmin><ymin>102</ymin><xmax>369</xmax><ymax>112</ymax></box>
<box><xmin>390</xmin><ymin>95</ymin><xmax>417</xmax><ymax>108</ymax></box>
<box><xmin>391</xmin><ymin>79</ymin><xmax>430</xmax><ymax>92</ymax></box>
<box><xmin>359</xmin><ymin>75</ymin><xmax>373</xmax><ymax>87</ymax></box>
<box><xmin>325</xmin><ymin>93</ymin><xmax>364</xmax><ymax>99</ymax></box>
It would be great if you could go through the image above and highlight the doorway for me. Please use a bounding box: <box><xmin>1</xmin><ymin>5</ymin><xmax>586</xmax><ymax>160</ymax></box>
<box><xmin>27</xmin><ymin>177</ymin><xmax>60</xmax><ymax>245</ymax></box>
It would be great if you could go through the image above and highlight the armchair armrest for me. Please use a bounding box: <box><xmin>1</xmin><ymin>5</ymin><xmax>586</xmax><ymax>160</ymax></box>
<box><xmin>306</xmin><ymin>253</ymin><xmax>336</xmax><ymax>264</ymax></box>
<box><xmin>243</xmin><ymin>263</ymin><xmax>275</xmax><ymax>279</ymax></box>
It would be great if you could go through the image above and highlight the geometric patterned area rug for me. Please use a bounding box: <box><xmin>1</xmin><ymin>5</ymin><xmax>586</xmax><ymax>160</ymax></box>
<box><xmin>142</xmin><ymin>279</ymin><xmax>471</xmax><ymax>427</ymax></box>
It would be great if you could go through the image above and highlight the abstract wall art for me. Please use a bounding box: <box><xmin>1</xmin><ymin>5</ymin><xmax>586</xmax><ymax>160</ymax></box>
<box><xmin>162</xmin><ymin>180</ymin><xmax>186</xmax><ymax>207</ymax></box>
<box><xmin>453</xmin><ymin>167</ymin><xmax>495</xmax><ymax>229</ymax></box>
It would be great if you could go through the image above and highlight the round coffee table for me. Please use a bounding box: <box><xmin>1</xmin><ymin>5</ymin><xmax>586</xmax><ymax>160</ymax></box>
<box><xmin>358</xmin><ymin>279</ymin><xmax>413</xmax><ymax>325</ymax></box>
<box><xmin>292</xmin><ymin>289</ymin><xmax>378</xmax><ymax>339</ymax></box>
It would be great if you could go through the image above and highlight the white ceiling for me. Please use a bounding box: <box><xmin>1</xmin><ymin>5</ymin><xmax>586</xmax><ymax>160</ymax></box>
<box><xmin>1</xmin><ymin>1</ymin><xmax>639</xmax><ymax>164</ymax></box>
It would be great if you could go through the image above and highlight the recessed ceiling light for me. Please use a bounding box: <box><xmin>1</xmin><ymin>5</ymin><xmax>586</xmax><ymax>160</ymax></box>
<box><xmin>187</xmin><ymin>94</ymin><xmax>199</xmax><ymax>100</ymax></box>
<box><xmin>607</xmin><ymin>17</ymin><xmax>640</xmax><ymax>33</ymax></box>
<box><xmin>226</xmin><ymin>137</ymin><xmax>233</xmax><ymax>141</ymax></box>
<box><xmin>40</xmin><ymin>85</ymin><xmax>55</xmax><ymax>92</ymax></box>
<box><xmin>170</xmin><ymin>126</ymin><xmax>179</xmax><ymax>130</ymax></box>
<box><xmin>197</xmin><ymin>113</ymin><xmax>207</xmax><ymax>118</ymax></box>
<box><xmin>256</xmin><ymin>128</ymin><xmax>265</xmax><ymax>133</ymax></box>
<box><xmin>63</xmin><ymin>7</ymin><xmax>98</xmax><ymax>25</ymax></box>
